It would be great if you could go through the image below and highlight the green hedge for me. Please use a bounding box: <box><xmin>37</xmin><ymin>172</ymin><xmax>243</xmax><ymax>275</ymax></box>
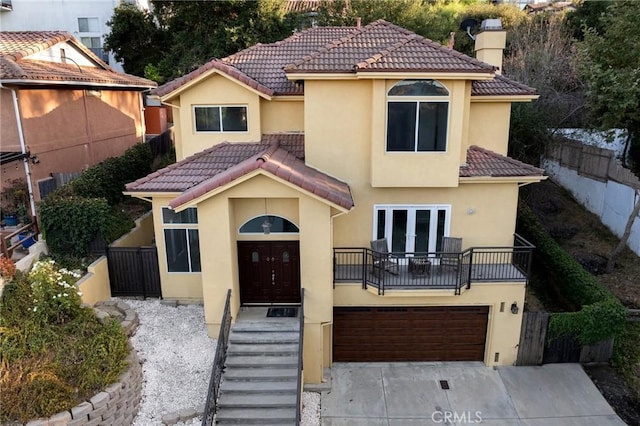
<box><xmin>39</xmin><ymin>143</ymin><xmax>152</xmax><ymax>258</ymax></box>
<box><xmin>71</xmin><ymin>142</ymin><xmax>152</xmax><ymax>205</ymax></box>
<box><xmin>517</xmin><ymin>204</ymin><xmax>627</xmax><ymax>343</ymax></box>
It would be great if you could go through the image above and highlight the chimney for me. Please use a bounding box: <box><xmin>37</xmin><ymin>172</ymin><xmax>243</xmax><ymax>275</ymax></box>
<box><xmin>356</xmin><ymin>17</ymin><xmax>361</xmax><ymax>29</ymax></box>
<box><xmin>474</xmin><ymin>19</ymin><xmax>506</xmax><ymax>74</ymax></box>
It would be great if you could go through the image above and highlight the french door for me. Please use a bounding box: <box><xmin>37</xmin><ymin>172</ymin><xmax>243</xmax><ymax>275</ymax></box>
<box><xmin>374</xmin><ymin>205</ymin><xmax>450</xmax><ymax>254</ymax></box>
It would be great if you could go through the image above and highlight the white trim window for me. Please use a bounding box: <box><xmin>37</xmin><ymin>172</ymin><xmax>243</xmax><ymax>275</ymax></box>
<box><xmin>78</xmin><ymin>17</ymin><xmax>100</xmax><ymax>33</ymax></box>
<box><xmin>162</xmin><ymin>207</ymin><xmax>201</xmax><ymax>273</ymax></box>
<box><xmin>386</xmin><ymin>80</ymin><xmax>449</xmax><ymax>152</ymax></box>
<box><xmin>373</xmin><ymin>205</ymin><xmax>451</xmax><ymax>254</ymax></box>
<box><xmin>193</xmin><ymin>105</ymin><xmax>248</xmax><ymax>132</ymax></box>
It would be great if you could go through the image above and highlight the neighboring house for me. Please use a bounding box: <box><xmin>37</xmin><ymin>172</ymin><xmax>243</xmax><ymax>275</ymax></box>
<box><xmin>0</xmin><ymin>0</ymin><xmax>149</xmax><ymax>71</ymax></box>
<box><xmin>126</xmin><ymin>19</ymin><xmax>545</xmax><ymax>384</ymax></box>
<box><xmin>0</xmin><ymin>31</ymin><xmax>155</xmax><ymax>208</ymax></box>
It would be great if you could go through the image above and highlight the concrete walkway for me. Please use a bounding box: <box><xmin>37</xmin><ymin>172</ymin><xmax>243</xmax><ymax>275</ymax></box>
<box><xmin>321</xmin><ymin>362</ymin><xmax>625</xmax><ymax>425</ymax></box>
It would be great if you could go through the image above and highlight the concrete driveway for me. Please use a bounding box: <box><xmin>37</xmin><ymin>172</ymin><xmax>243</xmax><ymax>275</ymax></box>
<box><xmin>321</xmin><ymin>362</ymin><xmax>624</xmax><ymax>425</ymax></box>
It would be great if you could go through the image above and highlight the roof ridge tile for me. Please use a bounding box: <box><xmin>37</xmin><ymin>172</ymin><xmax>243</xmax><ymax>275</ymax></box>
<box><xmin>356</xmin><ymin>34</ymin><xmax>417</xmax><ymax>69</ymax></box>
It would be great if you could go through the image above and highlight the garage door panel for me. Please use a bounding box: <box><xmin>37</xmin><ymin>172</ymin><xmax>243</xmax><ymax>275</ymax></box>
<box><xmin>333</xmin><ymin>306</ymin><xmax>488</xmax><ymax>362</ymax></box>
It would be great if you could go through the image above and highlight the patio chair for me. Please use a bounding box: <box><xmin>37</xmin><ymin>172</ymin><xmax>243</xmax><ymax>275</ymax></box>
<box><xmin>370</xmin><ymin>238</ymin><xmax>400</xmax><ymax>276</ymax></box>
<box><xmin>440</xmin><ymin>237</ymin><xmax>463</xmax><ymax>270</ymax></box>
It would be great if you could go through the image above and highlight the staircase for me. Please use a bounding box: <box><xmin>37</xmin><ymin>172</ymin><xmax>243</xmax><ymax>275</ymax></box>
<box><xmin>216</xmin><ymin>310</ymin><xmax>301</xmax><ymax>425</ymax></box>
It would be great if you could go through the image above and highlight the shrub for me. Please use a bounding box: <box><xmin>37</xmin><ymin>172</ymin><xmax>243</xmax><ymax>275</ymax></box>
<box><xmin>29</xmin><ymin>260</ymin><xmax>83</xmax><ymax>325</ymax></box>
<box><xmin>517</xmin><ymin>203</ymin><xmax>627</xmax><ymax>343</ymax></box>
<box><xmin>0</xmin><ymin>261</ymin><xmax>129</xmax><ymax>422</ymax></box>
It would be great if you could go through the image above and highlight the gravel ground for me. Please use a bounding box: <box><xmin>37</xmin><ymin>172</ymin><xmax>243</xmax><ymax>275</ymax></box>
<box><xmin>123</xmin><ymin>298</ymin><xmax>321</xmax><ymax>425</ymax></box>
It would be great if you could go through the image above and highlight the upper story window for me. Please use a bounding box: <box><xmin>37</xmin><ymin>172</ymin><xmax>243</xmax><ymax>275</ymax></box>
<box><xmin>386</xmin><ymin>80</ymin><xmax>449</xmax><ymax>153</ymax></box>
<box><xmin>78</xmin><ymin>17</ymin><xmax>100</xmax><ymax>33</ymax></box>
<box><xmin>194</xmin><ymin>105</ymin><xmax>248</xmax><ymax>133</ymax></box>
<box><xmin>239</xmin><ymin>215</ymin><xmax>299</xmax><ymax>234</ymax></box>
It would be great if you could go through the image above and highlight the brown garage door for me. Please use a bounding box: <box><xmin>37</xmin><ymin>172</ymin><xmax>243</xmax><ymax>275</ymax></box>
<box><xmin>333</xmin><ymin>306</ymin><xmax>489</xmax><ymax>362</ymax></box>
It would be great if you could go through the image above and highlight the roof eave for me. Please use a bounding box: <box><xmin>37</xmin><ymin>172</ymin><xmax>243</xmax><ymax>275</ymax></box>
<box><xmin>170</xmin><ymin>168</ymin><xmax>353</xmax><ymax>213</ymax></box>
<box><xmin>471</xmin><ymin>94</ymin><xmax>539</xmax><ymax>102</ymax></box>
<box><xmin>0</xmin><ymin>78</ymin><xmax>155</xmax><ymax>90</ymax></box>
<box><xmin>160</xmin><ymin>67</ymin><xmax>273</xmax><ymax>102</ymax></box>
<box><xmin>123</xmin><ymin>191</ymin><xmax>184</xmax><ymax>198</ymax></box>
<box><xmin>285</xmin><ymin>71</ymin><xmax>495</xmax><ymax>81</ymax></box>
<box><xmin>459</xmin><ymin>175</ymin><xmax>546</xmax><ymax>184</ymax></box>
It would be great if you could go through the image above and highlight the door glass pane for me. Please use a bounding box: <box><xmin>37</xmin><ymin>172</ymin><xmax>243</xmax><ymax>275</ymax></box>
<box><xmin>164</xmin><ymin>229</ymin><xmax>189</xmax><ymax>272</ymax></box>
<box><xmin>283</xmin><ymin>251</ymin><xmax>290</xmax><ymax>263</ymax></box>
<box><xmin>387</xmin><ymin>102</ymin><xmax>416</xmax><ymax>151</ymax></box>
<box><xmin>376</xmin><ymin>209</ymin><xmax>386</xmax><ymax>240</ymax></box>
<box><xmin>414</xmin><ymin>210</ymin><xmax>430</xmax><ymax>253</ymax></box>
<box><xmin>251</xmin><ymin>251</ymin><xmax>259</xmax><ymax>262</ymax></box>
<box><xmin>436</xmin><ymin>209</ymin><xmax>446</xmax><ymax>252</ymax></box>
<box><xmin>391</xmin><ymin>210</ymin><xmax>408</xmax><ymax>253</ymax></box>
<box><xmin>188</xmin><ymin>229</ymin><xmax>201</xmax><ymax>272</ymax></box>
<box><xmin>417</xmin><ymin>102</ymin><xmax>448</xmax><ymax>152</ymax></box>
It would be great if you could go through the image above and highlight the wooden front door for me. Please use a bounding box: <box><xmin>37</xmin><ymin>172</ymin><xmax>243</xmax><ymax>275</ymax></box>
<box><xmin>238</xmin><ymin>241</ymin><xmax>301</xmax><ymax>305</ymax></box>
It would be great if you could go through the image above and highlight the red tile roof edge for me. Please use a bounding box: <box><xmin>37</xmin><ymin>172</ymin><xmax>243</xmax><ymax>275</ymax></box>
<box><xmin>463</xmin><ymin>145</ymin><xmax>545</xmax><ymax>177</ymax></box>
<box><xmin>168</xmin><ymin>143</ymin><xmax>354</xmax><ymax>211</ymax></box>
<box><xmin>154</xmin><ymin>58</ymin><xmax>274</xmax><ymax>98</ymax></box>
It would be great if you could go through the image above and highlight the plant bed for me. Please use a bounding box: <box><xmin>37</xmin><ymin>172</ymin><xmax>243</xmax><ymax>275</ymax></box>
<box><xmin>0</xmin><ymin>261</ymin><xmax>130</xmax><ymax>423</ymax></box>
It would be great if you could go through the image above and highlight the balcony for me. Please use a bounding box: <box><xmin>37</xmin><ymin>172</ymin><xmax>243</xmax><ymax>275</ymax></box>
<box><xmin>1</xmin><ymin>0</ymin><xmax>12</xmax><ymax>11</ymax></box>
<box><xmin>333</xmin><ymin>234</ymin><xmax>534</xmax><ymax>295</ymax></box>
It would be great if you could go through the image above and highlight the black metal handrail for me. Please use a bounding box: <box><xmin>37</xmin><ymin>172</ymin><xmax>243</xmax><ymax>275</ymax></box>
<box><xmin>295</xmin><ymin>288</ymin><xmax>305</xmax><ymax>425</ymax></box>
<box><xmin>333</xmin><ymin>234</ymin><xmax>534</xmax><ymax>295</ymax></box>
<box><xmin>202</xmin><ymin>289</ymin><xmax>232</xmax><ymax>426</ymax></box>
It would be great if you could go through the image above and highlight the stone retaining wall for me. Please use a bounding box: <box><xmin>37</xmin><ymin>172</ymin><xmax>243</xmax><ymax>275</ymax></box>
<box><xmin>23</xmin><ymin>302</ymin><xmax>142</xmax><ymax>426</ymax></box>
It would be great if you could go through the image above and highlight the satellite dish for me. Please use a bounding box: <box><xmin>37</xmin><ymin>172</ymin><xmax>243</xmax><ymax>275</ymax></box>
<box><xmin>459</xmin><ymin>18</ymin><xmax>479</xmax><ymax>41</ymax></box>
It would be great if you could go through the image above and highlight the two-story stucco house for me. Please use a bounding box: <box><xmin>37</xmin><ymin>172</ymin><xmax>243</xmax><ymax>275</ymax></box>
<box><xmin>125</xmin><ymin>19</ymin><xmax>545</xmax><ymax>384</ymax></box>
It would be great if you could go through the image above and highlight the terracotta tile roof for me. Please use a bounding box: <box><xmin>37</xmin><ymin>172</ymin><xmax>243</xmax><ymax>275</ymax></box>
<box><xmin>155</xmin><ymin>26</ymin><xmax>355</xmax><ymax>97</ymax></box>
<box><xmin>461</xmin><ymin>146</ymin><xmax>544</xmax><ymax>178</ymax></box>
<box><xmin>127</xmin><ymin>133</ymin><xmax>352</xmax><ymax>210</ymax></box>
<box><xmin>155</xmin><ymin>21</ymin><xmax>531</xmax><ymax>98</ymax></box>
<box><xmin>471</xmin><ymin>74</ymin><xmax>536</xmax><ymax>97</ymax></box>
<box><xmin>285</xmin><ymin>20</ymin><xmax>495</xmax><ymax>74</ymax></box>
<box><xmin>0</xmin><ymin>31</ymin><xmax>156</xmax><ymax>89</ymax></box>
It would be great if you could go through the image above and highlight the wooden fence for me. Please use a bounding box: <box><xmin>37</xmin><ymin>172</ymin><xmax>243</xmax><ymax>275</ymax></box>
<box><xmin>107</xmin><ymin>246</ymin><xmax>161</xmax><ymax>298</ymax></box>
<box><xmin>547</xmin><ymin>140</ymin><xmax>640</xmax><ymax>189</ymax></box>
<box><xmin>517</xmin><ymin>311</ymin><xmax>614</xmax><ymax>365</ymax></box>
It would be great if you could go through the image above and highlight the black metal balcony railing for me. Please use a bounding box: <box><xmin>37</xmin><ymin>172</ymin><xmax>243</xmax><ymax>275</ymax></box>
<box><xmin>333</xmin><ymin>234</ymin><xmax>534</xmax><ymax>295</ymax></box>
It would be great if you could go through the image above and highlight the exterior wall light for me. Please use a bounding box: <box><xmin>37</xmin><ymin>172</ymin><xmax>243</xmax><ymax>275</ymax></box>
<box><xmin>510</xmin><ymin>302</ymin><xmax>519</xmax><ymax>315</ymax></box>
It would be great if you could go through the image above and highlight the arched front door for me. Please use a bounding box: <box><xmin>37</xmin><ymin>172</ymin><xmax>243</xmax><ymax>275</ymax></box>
<box><xmin>238</xmin><ymin>241</ymin><xmax>301</xmax><ymax>305</ymax></box>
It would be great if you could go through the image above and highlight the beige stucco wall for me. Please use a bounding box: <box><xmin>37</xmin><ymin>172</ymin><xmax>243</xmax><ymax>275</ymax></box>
<box><xmin>260</xmin><ymin>98</ymin><xmax>304</xmax><ymax>134</ymax></box>
<box><xmin>334</xmin><ymin>282</ymin><xmax>526</xmax><ymax>366</ymax></box>
<box><xmin>175</xmin><ymin>73</ymin><xmax>262</xmax><ymax>160</ymax></box>
<box><xmin>78</xmin><ymin>256</ymin><xmax>111</xmax><ymax>306</ymax></box>
<box><xmin>332</xmin><ymin>182</ymin><xmax>519</xmax><ymax>249</ymax></box>
<box><xmin>111</xmin><ymin>211</ymin><xmax>154</xmax><ymax>247</ymax></box>
<box><xmin>468</xmin><ymin>102</ymin><xmax>512</xmax><ymax>155</ymax></box>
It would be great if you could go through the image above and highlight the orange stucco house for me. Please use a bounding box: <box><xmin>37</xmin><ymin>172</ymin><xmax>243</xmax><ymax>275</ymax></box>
<box><xmin>0</xmin><ymin>31</ymin><xmax>155</xmax><ymax>216</ymax></box>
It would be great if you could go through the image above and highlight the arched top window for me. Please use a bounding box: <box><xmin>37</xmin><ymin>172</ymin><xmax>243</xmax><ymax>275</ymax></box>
<box><xmin>388</xmin><ymin>79</ymin><xmax>449</xmax><ymax>97</ymax></box>
<box><xmin>239</xmin><ymin>215</ymin><xmax>299</xmax><ymax>234</ymax></box>
<box><xmin>386</xmin><ymin>79</ymin><xmax>449</xmax><ymax>152</ymax></box>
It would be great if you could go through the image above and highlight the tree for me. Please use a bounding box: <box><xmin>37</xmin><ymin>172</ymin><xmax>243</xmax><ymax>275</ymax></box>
<box><xmin>104</xmin><ymin>5</ymin><xmax>165</xmax><ymax>78</ymax></box>
<box><xmin>579</xmin><ymin>1</ymin><xmax>640</xmax><ymax>170</ymax></box>
<box><xmin>105</xmin><ymin>0</ymin><xmax>296</xmax><ymax>82</ymax></box>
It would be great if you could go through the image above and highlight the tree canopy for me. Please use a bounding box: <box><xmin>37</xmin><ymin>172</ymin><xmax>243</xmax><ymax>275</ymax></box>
<box><xmin>579</xmin><ymin>0</ymin><xmax>640</xmax><ymax>168</ymax></box>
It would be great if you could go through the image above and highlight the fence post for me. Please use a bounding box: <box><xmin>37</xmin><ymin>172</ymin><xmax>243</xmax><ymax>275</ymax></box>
<box><xmin>137</xmin><ymin>247</ymin><xmax>146</xmax><ymax>299</ymax></box>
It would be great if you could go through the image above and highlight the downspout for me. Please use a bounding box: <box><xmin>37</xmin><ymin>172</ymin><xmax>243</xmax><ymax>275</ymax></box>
<box><xmin>139</xmin><ymin>91</ymin><xmax>147</xmax><ymax>142</ymax></box>
<box><xmin>81</xmin><ymin>89</ymin><xmax>94</xmax><ymax>166</ymax></box>
<box><xmin>8</xmin><ymin>87</ymin><xmax>37</xmax><ymax>221</ymax></box>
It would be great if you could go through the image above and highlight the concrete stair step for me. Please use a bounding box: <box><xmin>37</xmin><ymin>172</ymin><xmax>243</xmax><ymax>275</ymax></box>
<box><xmin>229</xmin><ymin>331</ymin><xmax>299</xmax><ymax>344</ymax></box>
<box><xmin>228</xmin><ymin>343</ymin><xmax>298</xmax><ymax>356</ymax></box>
<box><xmin>220</xmin><ymin>380</ymin><xmax>298</xmax><ymax>393</ymax></box>
<box><xmin>232</xmin><ymin>322</ymin><xmax>299</xmax><ymax>333</ymax></box>
<box><xmin>218</xmin><ymin>393</ymin><xmax>297</xmax><ymax>409</ymax></box>
<box><xmin>226</xmin><ymin>355</ymin><xmax>297</xmax><ymax>368</ymax></box>
<box><xmin>216</xmin><ymin>408</ymin><xmax>296</xmax><ymax>424</ymax></box>
<box><xmin>223</xmin><ymin>367</ymin><xmax>298</xmax><ymax>381</ymax></box>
